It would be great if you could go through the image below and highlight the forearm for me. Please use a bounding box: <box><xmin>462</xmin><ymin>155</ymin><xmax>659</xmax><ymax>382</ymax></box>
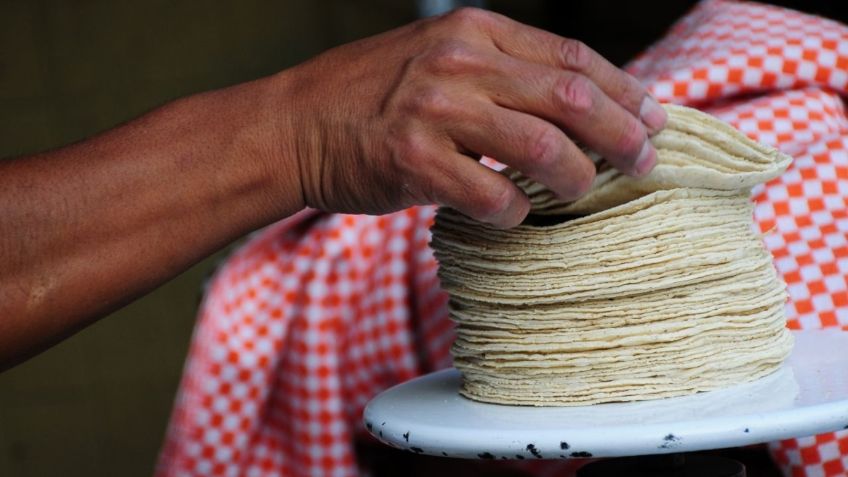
<box><xmin>0</xmin><ymin>73</ymin><xmax>303</xmax><ymax>367</ymax></box>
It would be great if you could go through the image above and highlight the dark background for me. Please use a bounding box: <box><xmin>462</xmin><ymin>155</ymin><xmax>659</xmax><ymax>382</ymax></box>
<box><xmin>0</xmin><ymin>1</ymin><xmax>844</xmax><ymax>476</ymax></box>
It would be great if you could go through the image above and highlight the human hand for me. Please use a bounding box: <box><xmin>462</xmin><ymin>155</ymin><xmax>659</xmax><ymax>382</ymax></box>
<box><xmin>275</xmin><ymin>8</ymin><xmax>666</xmax><ymax>228</ymax></box>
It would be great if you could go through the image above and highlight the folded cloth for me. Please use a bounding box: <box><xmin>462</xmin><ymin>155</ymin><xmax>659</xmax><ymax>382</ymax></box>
<box><xmin>157</xmin><ymin>1</ymin><xmax>848</xmax><ymax>476</ymax></box>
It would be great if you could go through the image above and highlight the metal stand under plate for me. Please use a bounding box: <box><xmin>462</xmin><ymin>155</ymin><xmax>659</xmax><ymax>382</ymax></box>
<box><xmin>577</xmin><ymin>453</ymin><xmax>745</xmax><ymax>477</ymax></box>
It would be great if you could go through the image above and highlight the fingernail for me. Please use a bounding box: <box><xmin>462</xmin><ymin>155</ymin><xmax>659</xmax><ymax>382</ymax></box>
<box><xmin>640</xmin><ymin>95</ymin><xmax>667</xmax><ymax>135</ymax></box>
<box><xmin>634</xmin><ymin>141</ymin><xmax>657</xmax><ymax>177</ymax></box>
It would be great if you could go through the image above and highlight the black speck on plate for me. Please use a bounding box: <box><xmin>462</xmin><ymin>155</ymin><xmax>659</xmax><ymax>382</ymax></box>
<box><xmin>659</xmin><ymin>433</ymin><xmax>681</xmax><ymax>449</ymax></box>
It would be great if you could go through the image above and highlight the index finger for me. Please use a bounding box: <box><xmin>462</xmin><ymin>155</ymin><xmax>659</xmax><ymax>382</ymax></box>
<box><xmin>478</xmin><ymin>13</ymin><xmax>667</xmax><ymax>134</ymax></box>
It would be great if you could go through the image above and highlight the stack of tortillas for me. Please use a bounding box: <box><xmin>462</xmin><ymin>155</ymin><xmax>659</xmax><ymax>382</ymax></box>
<box><xmin>430</xmin><ymin>104</ymin><xmax>794</xmax><ymax>406</ymax></box>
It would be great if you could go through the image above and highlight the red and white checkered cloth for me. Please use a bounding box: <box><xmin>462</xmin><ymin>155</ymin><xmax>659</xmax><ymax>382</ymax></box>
<box><xmin>156</xmin><ymin>1</ymin><xmax>848</xmax><ymax>476</ymax></box>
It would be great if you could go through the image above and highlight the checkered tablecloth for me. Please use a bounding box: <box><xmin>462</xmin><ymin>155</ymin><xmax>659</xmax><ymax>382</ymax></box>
<box><xmin>156</xmin><ymin>1</ymin><xmax>848</xmax><ymax>476</ymax></box>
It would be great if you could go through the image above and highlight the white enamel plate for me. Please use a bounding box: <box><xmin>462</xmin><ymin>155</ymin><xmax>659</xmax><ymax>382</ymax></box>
<box><xmin>363</xmin><ymin>330</ymin><xmax>848</xmax><ymax>460</ymax></box>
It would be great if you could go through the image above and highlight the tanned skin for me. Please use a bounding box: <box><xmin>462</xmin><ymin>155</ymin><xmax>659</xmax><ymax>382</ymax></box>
<box><xmin>0</xmin><ymin>8</ymin><xmax>666</xmax><ymax>369</ymax></box>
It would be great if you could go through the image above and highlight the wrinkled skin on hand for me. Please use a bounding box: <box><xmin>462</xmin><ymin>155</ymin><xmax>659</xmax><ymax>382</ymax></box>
<box><xmin>277</xmin><ymin>8</ymin><xmax>667</xmax><ymax>228</ymax></box>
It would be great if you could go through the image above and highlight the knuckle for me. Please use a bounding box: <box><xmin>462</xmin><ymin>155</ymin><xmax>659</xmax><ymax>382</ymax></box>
<box><xmin>619</xmin><ymin>75</ymin><xmax>645</xmax><ymax>109</ymax></box>
<box><xmin>421</xmin><ymin>40</ymin><xmax>478</xmax><ymax>75</ymax></box>
<box><xmin>528</xmin><ymin>127</ymin><xmax>562</xmax><ymax>171</ymax></box>
<box><xmin>560</xmin><ymin>39</ymin><xmax>592</xmax><ymax>71</ymax></box>
<box><xmin>556</xmin><ymin>74</ymin><xmax>594</xmax><ymax>114</ymax></box>
<box><xmin>405</xmin><ymin>87</ymin><xmax>454</xmax><ymax>119</ymax></box>
<box><xmin>391</xmin><ymin>129</ymin><xmax>430</xmax><ymax>164</ymax></box>
<box><xmin>443</xmin><ymin>7</ymin><xmax>492</xmax><ymax>29</ymax></box>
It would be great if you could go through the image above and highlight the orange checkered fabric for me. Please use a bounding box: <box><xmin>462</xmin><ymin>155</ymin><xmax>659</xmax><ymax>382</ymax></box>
<box><xmin>156</xmin><ymin>1</ymin><xmax>848</xmax><ymax>476</ymax></box>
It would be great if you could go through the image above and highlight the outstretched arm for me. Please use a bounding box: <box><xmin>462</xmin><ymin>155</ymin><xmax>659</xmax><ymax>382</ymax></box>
<box><xmin>0</xmin><ymin>8</ymin><xmax>665</xmax><ymax>368</ymax></box>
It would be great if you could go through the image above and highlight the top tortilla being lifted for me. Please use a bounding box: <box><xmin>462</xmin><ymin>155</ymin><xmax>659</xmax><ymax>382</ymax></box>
<box><xmin>506</xmin><ymin>104</ymin><xmax>793</xmax><ymax>216</ymax></box>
